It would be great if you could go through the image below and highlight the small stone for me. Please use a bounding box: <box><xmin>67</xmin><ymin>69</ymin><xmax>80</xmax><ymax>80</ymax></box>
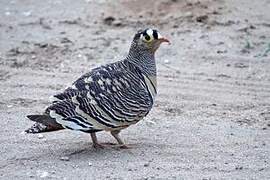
<box><xmin>60</xmin><ymin>37</ymin><xmax>73</xmax><ymax>44</ymax></box>
<box><xmin>196</xmin><ymin>15</ymin><xmax>208</xmax><ymax>23</ymax></box>
<box><xmin>72</xmin><ymin>165</ymin><xmax>79</xmax><ymax>168</ymax></box>
<box><xmin>143</xmin><ymin>163</ymin><xmax>149</xmax><ymax>167</ymax></box>
<box><xmin>36</xmin><ymin>43</ymin><xmax>48</xmax><ymax>48</ymax></box>
<box><xmin>7</xmin><ymin>105</ymin><xmax>13</xmax><ymax>108</ymax></box>
<box><xmin>37</xmin><ymin>171</ymin><xmax>49</xmax><ymax>178</ymax></box>
<box><xmin>37</xmin><ymin>134</ymin><xmax>44</xmax><ymax>139</ymax></box>
<box><xmin>235</xmin><ymin>166</ymin><xmax>243</xmax><ymax>170</ymax></box>
<box><xmin>164</xmin><ymin>59</ymin><xmax>170</xmax><ymax>64</ymax></box>
<box><xmin>60</xmin><ymin>156</ymin><xmax>70</xmax><ymax>161</ymax></box>
<box><xmin>183</xmin><ymin>11</ymin><xmax>193</xmax><ymax>18</ymax></box>
<box><xmin>234</xmin><ymin>63</ymin><xmax>248</xmax><ymax>68</ymax></box>
<box><xmin>249</xmin><ymin>25</ymin><xmax>256</xmax><ymax>29</ymax></box>
<box><xmin>112</xmin><ymin>20</ymin><xmax>123</xmax><ymax>27</ymax></box>
<box><xmin>103</xmin><ymin>16</ymin><xmax>115</xmax><ymax>26</ymax></box>
<box><xmin>40</xmin><ymin>172</ymin><xmax>49</xmax><ymax>178</ymax></box>
<box><xmin>88</xmin><ymin>162</ymin><xmax>92</xmax><ymax>166</ymax></box>
<box><xmin>22</xmin><ymin>11</ymin><xmax>32</xmax><ymax>17</ymax></box>
<box><xmin>217</xmin><ymin>50</ymin><xmax>227</xmax><ymax>54</ymax></box>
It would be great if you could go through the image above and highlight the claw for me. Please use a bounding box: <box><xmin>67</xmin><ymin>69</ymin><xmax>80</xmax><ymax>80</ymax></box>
<box><xmin>113</xmin><ymin>144</ymin><xmax>134</xmax><ymax>149</ymax></box>
<box><xmin>119</xmin><ymin>144</ymin><xmax>132</xmax><ymax>149</ymax></box>
<box><xmin>92</xmin><ymin>143</ymin><xmax>105</xmax><ymax>149</ymax></box>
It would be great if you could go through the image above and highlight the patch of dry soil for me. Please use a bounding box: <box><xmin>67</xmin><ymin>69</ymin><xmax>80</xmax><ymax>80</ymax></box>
<box><xmin>0</xmin><ymin>0</ymin><xmax>269</xmax><ymax>179</ymax></box>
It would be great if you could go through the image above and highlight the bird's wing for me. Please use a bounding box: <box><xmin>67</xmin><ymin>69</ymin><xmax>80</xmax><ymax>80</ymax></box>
<box><xmin>46</xmin><ymin>61</ymin><xmax>153</xmax><ymax>131</ymax></box>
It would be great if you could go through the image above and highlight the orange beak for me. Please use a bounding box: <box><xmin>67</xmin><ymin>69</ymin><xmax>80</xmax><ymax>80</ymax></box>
<box><xmin>158</xmin><ymin>37</ymin><xmax>171</xmax><ymax>44</ymax></box>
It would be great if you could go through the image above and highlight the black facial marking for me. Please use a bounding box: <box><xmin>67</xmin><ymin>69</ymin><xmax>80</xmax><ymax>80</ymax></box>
<box><xmin>144</xmin><ymin>34</ymin><xmax>150</xmax><ymax>41</ymax></box>
<box><xmin>142</xmin><ymin>31</ymin><xmax>148</xmax><ymax>37</ymax></box>
<box><xmin>133</xmin><ymin>32</ymin><xmax>141</xmax><ymax>40</ymax></box>
<box><xmin>153</xmin><ymin>30</ymin><xmax>158</xmax><ymax>39</ymax></box>
<box><xmin>133</xmin><ymin>28</ymin><xmax>153</xmax><ymax>41</ymax></box>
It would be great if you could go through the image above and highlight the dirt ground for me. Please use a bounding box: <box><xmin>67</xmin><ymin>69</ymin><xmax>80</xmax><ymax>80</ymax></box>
<box><xmin>0</xmin><ymin>0</ymin><xmax>270</xmax><ymax>179</ymax></box>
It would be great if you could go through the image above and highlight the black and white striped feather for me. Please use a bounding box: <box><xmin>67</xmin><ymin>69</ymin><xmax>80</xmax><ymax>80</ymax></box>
<box><xmin>46</xmin><ymin>60</ymin><xmax>156</xmax><ymax>132</ymax></box>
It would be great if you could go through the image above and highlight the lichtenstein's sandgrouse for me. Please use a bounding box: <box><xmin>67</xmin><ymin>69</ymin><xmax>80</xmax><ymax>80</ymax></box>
<box><xmin>25</xmin><ymin>28</ymin><xmax>170</xmax><ymax>148</ymax></box>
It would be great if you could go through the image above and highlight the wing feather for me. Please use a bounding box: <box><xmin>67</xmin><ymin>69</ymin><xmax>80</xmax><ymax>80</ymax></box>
<box><xmin>46</xmin><ymin>61</ymin><xmax>153</xmax><ymax>131</ymax></box>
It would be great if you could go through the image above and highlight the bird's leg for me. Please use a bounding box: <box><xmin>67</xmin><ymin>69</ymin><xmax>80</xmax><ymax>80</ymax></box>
<box><xmin>90</xmin><ymin>133</ymin><xmax>104</xmax><ymax>149</ymax></box>
<box><xmin>110</xmin><ymin>130</ymin><xmax>130</xmax><ymax>149</ymax></box>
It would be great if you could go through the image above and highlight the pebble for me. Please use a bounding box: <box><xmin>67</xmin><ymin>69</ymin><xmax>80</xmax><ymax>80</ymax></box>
<box><xmin>196</xmin><ymin>15</ymin><xmax>209</xmax><ymax>23</ymax></box>
<box><xmin>40</xmin><ymin>172</ymin><xmax>49</xmax><ymax>178</ymax></box>
<box><xmin>103</xmin><ymin>16</ymin><xmax>115</xmax><ymax>26</ymax></box>
<box><xmin>143</xmin><ymin>163</ymin><xmax>149</xmax><ymax>167</ymax></box>
<box><xmin>234</xmin><ymin>62</ymin><xmax>249</xmax><ymax>68</ymax></box>
<box><xmin>37</xmin><ymin>171</ymin><xmax>49</xmax><ymax>178</ymax></box>
<box><xmin>88</xmin><ymin>162</ymin><xmax>92</xmax><ymax>166</ymax></box>
<box><xmin>235</xmin><ymin>166</ymin><xmax>243</xmax><ymax>170</ymax></box>
<box><xmin>37</xmin><ymin>134</ymin><xmax>44</xmax><ymax>139</ymax></box>
<box><xmin>183</xmin><ymin>11</ymin><xmax>193</xmax><ymax>18</ymax></box>
<box><xmin>112</xmin><ymin>20</ymin><xmax>123</xmax><ymax>27</ymax></box>
<box><xmin>60</xmin><ymin>156</ymin><xmax>70</xmax><ymax>161</ymax></box>
<box><xmin>22</xmin><ymin>11</ymin><xmax>32</xmax><ymax>17</ymax></box>
<box><xmin>164</xmin><ymin>59</ymin><xmax>170</xmax><ymax>64</ymax></box>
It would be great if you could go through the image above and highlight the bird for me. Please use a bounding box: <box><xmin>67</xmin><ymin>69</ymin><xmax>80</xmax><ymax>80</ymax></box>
<box><xmin>25</xmin><ymin>28</ymin><xmax>170</xmax><ymax>149</ymax></box>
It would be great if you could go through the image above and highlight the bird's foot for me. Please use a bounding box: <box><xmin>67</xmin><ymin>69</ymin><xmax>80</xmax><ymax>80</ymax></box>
<box><xmin>92</xmin><ymin>143</ymin><xmax>105</xmax><ymax>149</ymax></box>
<box><xmin>114</xmin><ymin>144</ymin><xmax>134</xmax><ymax>149</ymax></box>
<box><xmin>101</xmin><ymin>142</ymin><xmax>117</xmax><ymax>146</ymax></box>
<box><xmin>100</xmin><ymin>143</ymin><xmax>133</xmax><ymax>149</ymax></box>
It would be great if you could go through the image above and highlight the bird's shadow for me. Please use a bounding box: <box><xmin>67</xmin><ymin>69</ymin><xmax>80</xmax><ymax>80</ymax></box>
<box><xmin>40</xmin><ymin>141</ymin><xmax>144</xmax><ymax>161</ymax></box>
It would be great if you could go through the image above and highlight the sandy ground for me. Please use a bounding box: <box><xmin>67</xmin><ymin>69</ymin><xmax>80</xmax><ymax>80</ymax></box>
<box><xmin>0</xmin><ymin>0</ymin><xmax>270</xmax><ymax>179</ymax></box>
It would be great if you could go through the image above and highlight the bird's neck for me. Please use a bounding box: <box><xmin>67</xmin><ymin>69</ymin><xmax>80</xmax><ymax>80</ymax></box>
<box><xmin>125</xmin><ymin>46</ymin><xmax>157</xmax><ymax>77</ymax></box>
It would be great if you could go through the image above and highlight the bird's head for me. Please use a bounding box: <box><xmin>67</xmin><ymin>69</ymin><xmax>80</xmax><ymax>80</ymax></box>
<box><xmin>131</xmin><ymin>28</ymin><xmax>170</xmax><ymax>54</ymax></box>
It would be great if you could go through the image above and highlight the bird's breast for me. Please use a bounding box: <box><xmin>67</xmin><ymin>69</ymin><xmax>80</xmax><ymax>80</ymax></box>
<box><xmin>142</xmin><ymin>75</ymin><xmax>157</xmax><ymax>102</ymax></box>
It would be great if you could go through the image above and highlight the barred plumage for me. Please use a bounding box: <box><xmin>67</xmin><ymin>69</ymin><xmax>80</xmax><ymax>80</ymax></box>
<box><xmin>25</xmin><ymin>28</ymin><xmax>170</xmax><ymax>148</ymax></box>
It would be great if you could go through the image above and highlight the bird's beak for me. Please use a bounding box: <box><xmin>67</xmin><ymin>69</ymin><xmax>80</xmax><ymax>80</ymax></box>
<box><xmin>158</xmin><ymin>37</ymin><xmax>171</xmax><ymax>44</ymax></box>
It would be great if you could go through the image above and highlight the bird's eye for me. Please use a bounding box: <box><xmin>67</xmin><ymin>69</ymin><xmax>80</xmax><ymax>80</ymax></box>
<box><xmin>143</xmin><ymin>34</ymin><xmax>153</xmax><ymax>42</ymax></box>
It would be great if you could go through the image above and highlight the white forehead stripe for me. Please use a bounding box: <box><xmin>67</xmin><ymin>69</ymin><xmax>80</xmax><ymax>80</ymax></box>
<box><xmin>157</xmin><ymin>32</ymin><xmax>162</xmax><ymax>39</ymax></box>
<box><xmin>146</xmin><ymin>29</ymin><xmax>154</xmax><ymax>37</ymax></box>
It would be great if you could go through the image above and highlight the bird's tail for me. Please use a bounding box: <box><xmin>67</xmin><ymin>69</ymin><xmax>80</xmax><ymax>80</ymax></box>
<box><xmin>25</xmin><ymin>114</ymin><xmax>64</xmax><ymax>133</ymax></box>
